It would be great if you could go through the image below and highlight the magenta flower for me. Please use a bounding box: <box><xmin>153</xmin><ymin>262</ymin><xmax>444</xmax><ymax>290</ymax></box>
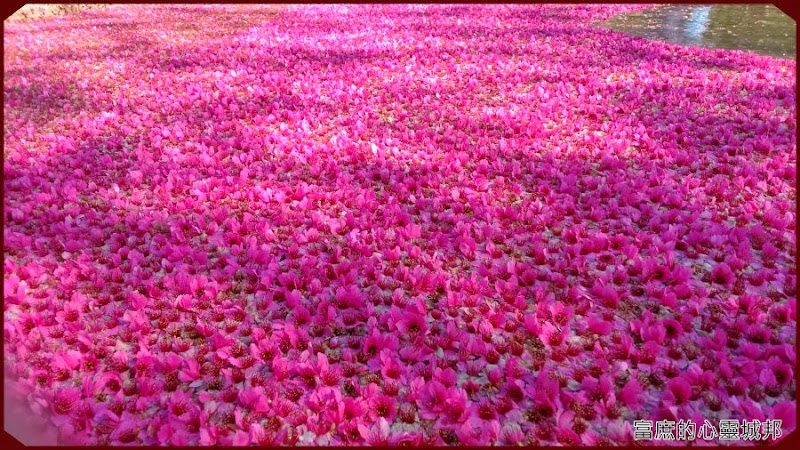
<box><xmin>367</xmin><ymin>391</ymin><xmax>397</xmax><ymax>422</ymax></box>
<box><xmin>710</xmin><ymin>262</ymin><xmax>736</xmax><ymax>286</ymax></box>
<box><xmin>51</xmin><ymin>387</ymin><xmax>81</xmax><ymax>418</ymax></box>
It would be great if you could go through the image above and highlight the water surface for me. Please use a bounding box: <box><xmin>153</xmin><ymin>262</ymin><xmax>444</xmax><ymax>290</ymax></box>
<box><xmin>603</xmin><ymin>5</ymin><xmax>795</xmax><ymax>59</ymax></box>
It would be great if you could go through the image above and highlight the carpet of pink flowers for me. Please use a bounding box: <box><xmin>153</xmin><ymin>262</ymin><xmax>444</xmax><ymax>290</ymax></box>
<box><xmin>3</xmin><ymin>4</ymin><xmax>797</xmax><ymax>446</ymax></box>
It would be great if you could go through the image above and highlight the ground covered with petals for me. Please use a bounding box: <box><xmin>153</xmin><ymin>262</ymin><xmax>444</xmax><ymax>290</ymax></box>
<box><xmin>3</xmin><ymin>4</ymin><xmax>796</xmax><ymax>446</ymax></box>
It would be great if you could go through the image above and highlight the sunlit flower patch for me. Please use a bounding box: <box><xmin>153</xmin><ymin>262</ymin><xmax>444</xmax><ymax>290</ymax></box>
<box><xmin>3</xmin><ymin>4</ymin><xmax>796</xmax><ymax>446</ymax></box>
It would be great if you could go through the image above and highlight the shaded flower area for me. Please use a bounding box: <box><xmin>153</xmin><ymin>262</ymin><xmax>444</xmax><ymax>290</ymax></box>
<box><xmin>3</xmin><ymin>3</ymin><xmax>796</xmax><ymax>446</ymax></box>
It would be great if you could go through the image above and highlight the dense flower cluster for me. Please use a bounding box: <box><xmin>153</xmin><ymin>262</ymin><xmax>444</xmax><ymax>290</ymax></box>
<box><xmin>3</xmin><ymin>4</ymin><xmax>796</xmax><ymax>446</ymax></box>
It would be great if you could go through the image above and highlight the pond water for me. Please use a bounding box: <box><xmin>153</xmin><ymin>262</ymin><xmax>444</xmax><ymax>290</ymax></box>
<box><xmin>603</xmin><ymin>5</ymin><xmax>796</xmax><ymax>60</ymax></box>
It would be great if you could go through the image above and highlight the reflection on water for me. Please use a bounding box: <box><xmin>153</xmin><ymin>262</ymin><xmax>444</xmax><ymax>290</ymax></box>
<box><xmin>603</xmin><ymin>5</ymin><xmax>796</xmax><ymax>60</ymax></box>
<box><xmin>685</xmin><ymin>6</ymin><xmax>711</xmax><ymax>39</ymax></box>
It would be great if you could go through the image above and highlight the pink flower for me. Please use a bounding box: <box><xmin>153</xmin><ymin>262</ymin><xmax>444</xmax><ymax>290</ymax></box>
<box><xmin>586</xmin><ymin>315</ymin><xmax>613</xmax><ymax>335</ymax></box>
<box><xmin>110</xmin><ymin>416</ymin><xmax>142</xmax><ymax>445</ymax></box>
<box><xmin>51</xmin><ymin>387</ymin><xmax>81</xmax><ymax>418</ymax></box>
<box><xmin>456</xmin><ymin>415</ymin><xmax>500</xmax><ymax>445</ymax></box>
<box><xmin>417</xmin><ymin>380</ymin><xmax>449</xmax><ymax>420</ymax></box>
<box><xmin>380</xmin><ymin>353</ymin><xmax>406</xmax><ymax>381</ymax></box>
<box><xmin>710</xmin><ymin>263</ymin><xmax>736</xmax><ymax>286</ymax></box>
<box><xmin>620</xmin><ymin>377</ymin><xmax>643</xmax><ymax>408</ymax></box>
<box><xmin>664</xmin><ymin>378</ymin><xmax>693</xmax><ymax>406</ymax></box>
<box><xmin>771</xmin><ymin>401</ymin><xmax>796</xmax><ymax>435</ymax></box>
<box><xmin>357</xmin><ymin>417</ymin><xmax>391</xmax><ymax>445</ymax></box>
<box><xmin>539</xmin><ymin>322</ymin><xmax>569</xmax><ymax>347</ymax></box>
<box><xmin>395</xmin><ymin>312</ymin><xmax>427</xmax><ymax>337</ymax></box>
<box><xmin>367</xmin><ymin>392</ymin><xmax>397</xmax><ymax>422</ymax></box>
